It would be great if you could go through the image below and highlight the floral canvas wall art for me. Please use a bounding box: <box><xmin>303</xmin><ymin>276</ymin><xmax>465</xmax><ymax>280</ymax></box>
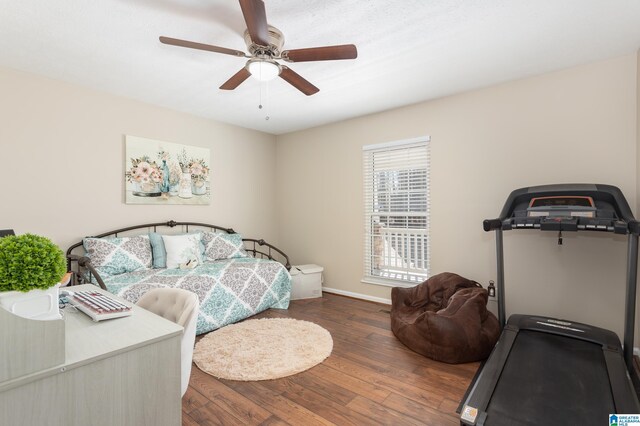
<box><xmin>125</xmin><ymin>135</ymin><xmax>211</xmax><ymax>205</ymax></box>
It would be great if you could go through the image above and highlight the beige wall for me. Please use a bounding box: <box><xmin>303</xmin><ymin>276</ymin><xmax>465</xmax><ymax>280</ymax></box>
<box><xmin>0</xmin><ymin>67</ymin><xmax>278</xmax><ymax>251</ymax></box>
<box><xmin>2</xmin><ymin>54</ymin><xmax>639</xmax><ymax>342</ymax></box>
<box><xmin>276</xmin><ymin>54</ymin><xmax>638</xmax><ymax>340</ymax></box>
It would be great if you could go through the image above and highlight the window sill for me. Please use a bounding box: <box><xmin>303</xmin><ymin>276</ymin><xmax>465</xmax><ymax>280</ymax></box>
<box><xmin>361</xmin><ymin>277</ymin><xmax>419</xmax><ymax>288</ymax></box>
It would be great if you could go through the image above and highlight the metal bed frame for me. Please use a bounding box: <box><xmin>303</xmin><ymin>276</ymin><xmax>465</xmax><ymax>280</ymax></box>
<box><xmin>66</xmin><ymin>220</ymin><xmax>291</xmax><ymax>289</ymax></box>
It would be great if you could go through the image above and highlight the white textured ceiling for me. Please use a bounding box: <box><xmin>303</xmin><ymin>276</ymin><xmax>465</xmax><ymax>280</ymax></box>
<box><xmin>1</xmin><ymin>1</ymin><xmax>640</xmax><ymax>135</ymax></box>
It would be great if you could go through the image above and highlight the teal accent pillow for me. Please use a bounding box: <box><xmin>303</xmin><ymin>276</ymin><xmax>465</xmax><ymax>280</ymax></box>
<box><xmin>83</xmin><ymin>235</ymin><xmax>152</xmax><ymax>277</ymax></box>
<box><xmin>202</xmin><ymin>232</ymin><xmax>249</xmax><ymax>261</ymax></box>
<box><xmin>148</xmin><ymin>232</ymin><xmax>167</xmax><ymax>268</ymax></box>
<box><xmin>149</xmin><ymin>232</ymin><xmax>204</xmax><ymax>268</ymax></box>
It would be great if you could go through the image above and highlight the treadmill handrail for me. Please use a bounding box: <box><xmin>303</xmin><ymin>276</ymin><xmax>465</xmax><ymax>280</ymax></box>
<box><xmin>483</xmin><ymin>218</ymin><xmax>502</xmax><ymax>232</ymax></box>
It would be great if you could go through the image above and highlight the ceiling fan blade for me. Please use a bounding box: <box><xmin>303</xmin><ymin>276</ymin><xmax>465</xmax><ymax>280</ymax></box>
<box><xmin>160</xmin><ymin>36</ymin><xmax>246</xmax><ymax>58</ymax></box>
<box><xmin>239</xmin><ymin>0</ymin><xmax>269</xmax><ymax>46</ymax></box>
<box><xmin>281</xmin><ymin>44</ymin><xmax>358</xmax><ymax>62</ymax></box>
<box><xmin>279</xmin><ymin>67</ymin><xmax>319</xmax><ymax>96</ymax></box>
<box><xmin>220</xmin><ymin>68</ymin><xmax>251</xmax><ymax>90</ymax></box>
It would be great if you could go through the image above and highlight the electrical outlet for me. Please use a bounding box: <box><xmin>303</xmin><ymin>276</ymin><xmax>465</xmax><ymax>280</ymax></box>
<box><xmin>488</xmin><ymin>280</ymin><xmax>496</xmax><ymax>298</ymax></box>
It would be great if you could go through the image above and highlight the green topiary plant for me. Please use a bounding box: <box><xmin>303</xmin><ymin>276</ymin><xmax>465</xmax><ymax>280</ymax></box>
<box><xmin>0</xmin><ymin>234</ymin><xmax>67</xmax><ymax>292</ymax></box>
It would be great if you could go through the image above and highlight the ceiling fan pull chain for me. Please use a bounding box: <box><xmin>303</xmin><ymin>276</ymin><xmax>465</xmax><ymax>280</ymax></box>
<box><xmin>258</xmin><ymin>81</ymin><xmax>270</xmax><ymax>121</ymax></box>
<box><xmin>264</xmin><ymin>81</ymin><xmax>270</xmax><ymax>121</ymax></box>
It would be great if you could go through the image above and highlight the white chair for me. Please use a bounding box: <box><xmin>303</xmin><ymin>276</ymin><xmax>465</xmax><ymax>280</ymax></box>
<box><xmin>136</xmin><ymin>288</ymin><xmax>199</xmax><ymax>397</ymax></box>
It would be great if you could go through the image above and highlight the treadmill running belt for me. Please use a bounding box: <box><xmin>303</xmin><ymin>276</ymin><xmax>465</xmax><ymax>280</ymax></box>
<box><xmin>486</xmin><ymin>330</ymin><xmax>615</xmax><ymax>425</ymax></box>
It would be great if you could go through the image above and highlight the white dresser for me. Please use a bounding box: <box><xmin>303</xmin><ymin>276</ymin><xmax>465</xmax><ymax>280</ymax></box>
<box><xmin>0</xmin><ymin>285</ymin><xmax>183</xmax><ymax>426</ymax></box>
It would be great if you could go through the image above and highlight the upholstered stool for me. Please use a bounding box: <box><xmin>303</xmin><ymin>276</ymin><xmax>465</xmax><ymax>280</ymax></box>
<box><xmin>137</xmin><ymin>288</ymin><xmax>200</xmax><ymax>396</ymax></box>
<box><xmin>390</xmin><ymin>272</ymin><xmax>500</xmax><ymax>364</ymax></box>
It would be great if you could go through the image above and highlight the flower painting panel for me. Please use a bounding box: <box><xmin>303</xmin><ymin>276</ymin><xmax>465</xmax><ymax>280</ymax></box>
<box><xmin>125</xmin><ymin>135</ymin><xmax>210</xmax><ymax>205</ymax></box>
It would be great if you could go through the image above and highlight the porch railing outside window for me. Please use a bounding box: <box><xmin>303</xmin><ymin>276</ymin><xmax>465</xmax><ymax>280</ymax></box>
<box><xmin>372</xmin><ymin>225</ymin><xmax>428</xmax><ymax>283</ymax></box>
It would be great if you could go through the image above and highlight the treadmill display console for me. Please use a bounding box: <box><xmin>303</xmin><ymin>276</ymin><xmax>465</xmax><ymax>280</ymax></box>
<box><xmin>503</xmin><ymin>192</ymin><xmax>627</xmax><ymax>234</ymax></box>
<box><xmin>526</xmin><ymin>195</ymin><xmax>596</xmax><ymax>218</ymax></box>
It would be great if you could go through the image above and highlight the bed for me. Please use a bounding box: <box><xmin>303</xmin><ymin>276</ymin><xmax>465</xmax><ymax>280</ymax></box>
<box><xmin>66</xmin><ymin>220</ymin><xmax>292</xmax><ymax>334</ymax></box>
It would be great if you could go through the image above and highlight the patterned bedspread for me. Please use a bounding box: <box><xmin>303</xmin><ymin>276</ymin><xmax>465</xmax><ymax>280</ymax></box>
<box><xmin>100</xmin><ymin>258</ymin><xmax>291</xmax><ymax>335</ymax></box>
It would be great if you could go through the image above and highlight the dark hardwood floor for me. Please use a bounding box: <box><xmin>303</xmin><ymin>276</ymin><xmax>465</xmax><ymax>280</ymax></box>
<box><xmin>182</xmin><ymin>293</ymin><xmax>479</xmax><ymax>425</ymax></box>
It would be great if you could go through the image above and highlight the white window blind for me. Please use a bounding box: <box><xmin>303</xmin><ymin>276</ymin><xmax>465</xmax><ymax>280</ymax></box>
<box><xmin>363</xmin><ymin>137</ymin><xmax>430</xmax><ymax>286</ymax></box>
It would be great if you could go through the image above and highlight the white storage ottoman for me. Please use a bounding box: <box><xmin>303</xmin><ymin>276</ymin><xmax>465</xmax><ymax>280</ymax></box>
<box><xmin>290</xmin><ymin>264</ymin><xmax>324</xmax><ymax>300</ymax></box>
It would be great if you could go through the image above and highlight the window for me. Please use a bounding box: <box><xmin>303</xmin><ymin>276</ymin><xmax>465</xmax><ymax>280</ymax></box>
<box><xmin>362</xmin><ymin>137</ymin><xmax>430</xmax><ymax>286</ymax></box>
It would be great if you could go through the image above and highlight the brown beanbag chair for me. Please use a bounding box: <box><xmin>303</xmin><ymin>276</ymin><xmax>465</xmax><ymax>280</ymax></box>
<box><xmin>390</xmin><ymin>272</ymin><xmax>500</xmax><ymax>364</ymax></box>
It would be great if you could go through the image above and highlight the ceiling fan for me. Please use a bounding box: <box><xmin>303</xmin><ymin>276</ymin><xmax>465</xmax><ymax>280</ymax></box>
<box><xmin>159</xmin><ymin>0</ymin><xmax>357</xmax><ymax>96</ymax></box>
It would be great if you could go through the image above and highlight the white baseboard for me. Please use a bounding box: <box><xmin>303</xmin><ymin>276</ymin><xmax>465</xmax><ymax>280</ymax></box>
<box><xmin>634</xmin><ymin>347</ymin><xmax>640</xmax><ymax>357</ymax></box>
<box><xmin>322</xmin><ymin>287</ymin><xmax>391</xmax><ymax>305</ymax></box>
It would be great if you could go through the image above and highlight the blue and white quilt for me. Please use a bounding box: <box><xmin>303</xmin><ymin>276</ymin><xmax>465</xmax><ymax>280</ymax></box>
<box><xmin>100</xmin><ymin>258</ymin><xmax>291</xmax><ymax>335</ymax></box>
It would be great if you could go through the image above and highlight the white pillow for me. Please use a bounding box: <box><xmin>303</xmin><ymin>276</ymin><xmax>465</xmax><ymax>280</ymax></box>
<box><xmin>162</xmin><ymin>234</ymin><xmax>202</xmax><ymax>269</ymax></box>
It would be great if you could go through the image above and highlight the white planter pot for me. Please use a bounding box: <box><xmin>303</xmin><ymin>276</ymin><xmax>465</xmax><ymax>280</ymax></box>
<box><xmin>178</xmin><ymin>172</ymin><xmax>193</xmax><ymax>199</ymax></box>
<box><xmin>192</xmin><ymin>180</ymin><xmax>207</xmax><ymax>195</ymax></box>
<box><xmin>0</xmin><ymin>283</ymin><xmax>61</xmax><ymax>320</ymax></box>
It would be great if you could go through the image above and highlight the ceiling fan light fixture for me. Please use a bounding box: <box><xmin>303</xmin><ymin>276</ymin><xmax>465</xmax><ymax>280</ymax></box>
<box><xmin>247</xmin><ymin>59</ymin><xmax>281</xmax><ymax>81</ymax></box>
<box><xmin>160</xmin><ymin>1</ymin><xmax>357</xmax><ymax>95</ymax></box>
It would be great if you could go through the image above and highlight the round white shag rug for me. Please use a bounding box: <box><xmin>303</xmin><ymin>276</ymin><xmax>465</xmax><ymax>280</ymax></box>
<box><xmin>193</xmin><ymin>318</ymin><xmax>333</xmax><ymax>381</ymax></box>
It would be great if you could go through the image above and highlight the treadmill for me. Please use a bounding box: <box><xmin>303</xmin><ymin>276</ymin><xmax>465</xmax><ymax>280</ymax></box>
<box><xmin>460</xmin><ymin>184</ymin><xmax>640</xmax><ymax>425</ymax></box>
